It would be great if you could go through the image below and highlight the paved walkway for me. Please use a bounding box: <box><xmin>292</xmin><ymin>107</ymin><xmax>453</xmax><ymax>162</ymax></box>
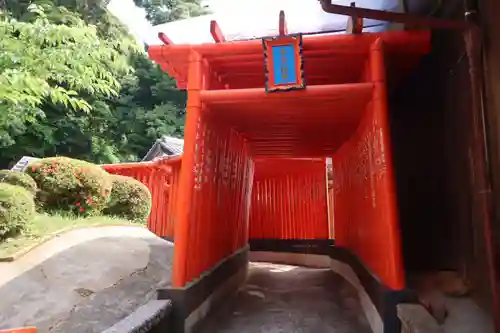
<box><xmin>198</xmin><ymin>262</ymin><xmax>372</xmax><ymax>333</ymax></box>
<box><xmin>0</xmin><ymin>226</ymin><xmax>174</xmax><ymax>333</ymax></box>
<box><xmin>443</xmin><ymin>297</ymin><xmax>495</xmax><ymax>333</ymax></box>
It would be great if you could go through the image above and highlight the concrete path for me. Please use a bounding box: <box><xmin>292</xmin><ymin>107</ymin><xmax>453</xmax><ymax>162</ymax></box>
<box><xmin>198</xmin><ymin>262</ymin><xmax>372</xmax><ymax>333</ymax></box>
<box><xmin>0</xmin><ymin>226</ymin><xmax>174</xmax><ymax>333</ymax></box>
<box><xmin>443</xmin><ymin>297</ymin><xmax>495</xmax><ymax>333</ymax></box>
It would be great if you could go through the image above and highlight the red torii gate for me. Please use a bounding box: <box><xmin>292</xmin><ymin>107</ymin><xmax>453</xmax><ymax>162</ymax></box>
<box><xmin>99</xmin><ymin>4</ymin><xmax>499</xmax><ymax>333</ymax></box>
<box><xmin>148</xmin><ymin>14</ymin><xmax>429</xmax><ymax>288</ymax></box>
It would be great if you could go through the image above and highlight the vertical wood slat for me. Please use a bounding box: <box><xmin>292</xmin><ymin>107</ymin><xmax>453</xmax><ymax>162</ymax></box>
<box><xmin>248</xmin><ymin>159</ymin><xmax>329</xmax><ymax>240</ymax></box>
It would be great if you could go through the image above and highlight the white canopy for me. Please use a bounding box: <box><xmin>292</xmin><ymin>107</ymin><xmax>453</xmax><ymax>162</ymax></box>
<box><xmin>144</xmin><ymin>0</ymin><xmax>405</xmax><ymax>45</ymax></box>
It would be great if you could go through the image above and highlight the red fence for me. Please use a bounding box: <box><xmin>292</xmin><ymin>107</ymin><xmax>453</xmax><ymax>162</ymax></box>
<box><xmin>249</xmin><ymin>158</ymin><xmax>329</xmax><ymax>240</ymax></box>
<box><xmin>102</xmin><ymin>157</ymin><xmax>181</xmax><ymax>238</ymax></box>
<box><xmin>176</xmin><ymin>119</ymin><xmax>253</xmax><ymax>284</ymax></box>
<box><xmin>331</xmin><ymin>41</ymin><xmax>404</xmax><ymax>289</ymax></box>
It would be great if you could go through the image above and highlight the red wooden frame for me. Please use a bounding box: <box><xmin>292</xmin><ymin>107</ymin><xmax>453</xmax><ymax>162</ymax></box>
<box><xmin>262</xmin><ymin>34</ymin><xmax>305</xmax><ymax>93</ymax></box>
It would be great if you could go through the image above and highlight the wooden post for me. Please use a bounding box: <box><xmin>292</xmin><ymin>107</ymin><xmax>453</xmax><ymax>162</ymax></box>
<box><xmin>172</xmin><ymin>50</ymin><xmax>203</xmax><ymax>287</ymax></box>
<box><xmin>370</xmin><ymin>38</ymin><xmax>405</xmax><ymax>289</ymax></box>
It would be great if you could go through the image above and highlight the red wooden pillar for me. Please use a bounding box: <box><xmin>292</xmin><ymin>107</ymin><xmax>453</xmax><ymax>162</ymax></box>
<box><xmin>370</xmin><ymin>38</ymin><xmax>404</xmax><ymax>289</ymax></box>
<box><xmin>173</xmin><ymin>51</ymin><xmax>203</xmax><ymax>287</ymax></box>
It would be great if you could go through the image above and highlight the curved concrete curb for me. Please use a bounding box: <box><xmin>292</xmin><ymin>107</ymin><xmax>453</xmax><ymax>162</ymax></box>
<box><xmin>0</xmin><ymin>224</ymin><xmax>147</xmax><ymax>263</ymax></box>
<box><xmin>102</xmin><ymin>300</ymin><xmax>172</xmax><ymax>333</ymax></box>
<box><xmin>0</xmin><ymin>225</ymin><xmax>162</xmax><ymax>288</ymax></box>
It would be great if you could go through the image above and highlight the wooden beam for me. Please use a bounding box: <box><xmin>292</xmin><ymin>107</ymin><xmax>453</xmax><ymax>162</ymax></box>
<box><xmin>210</xmin><ymin>20</ymin><xmax>226</xmax><ymax>43</ymax></box>
<box><xmin>148</xmin><ymin>30</ymin><xmax>430</xmax><ymax>60</ymax></box>
<box><xmin>200</xmin><ymin>83</ymin><xmax>373</xmax><ymax>104</ymax></box>
<box><xmin>319</xmin><ymin>0</ymin><xmax>470</xmax><ymax>30</ymax></box>
<box><xmin>279</xmin><ymin>10</ymin><xmax>287</xmax><ymax>36</ymax></box>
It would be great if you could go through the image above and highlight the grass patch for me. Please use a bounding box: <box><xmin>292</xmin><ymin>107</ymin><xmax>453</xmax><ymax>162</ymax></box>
<box><xmin>0</xmin><ymin>213</ymin><xmax>140</xmax><ymax>258</ymax></box>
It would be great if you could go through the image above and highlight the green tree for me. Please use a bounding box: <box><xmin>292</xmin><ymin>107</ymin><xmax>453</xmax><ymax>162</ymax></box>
<box><xmin>0</xmin><ymin>3</ymin><xmax>130</xmax><ymax>151</ymax></box>
<box><xmin>107</xmin><ymin>53</ymin><xmax>186</xmax><ymax>158</ymax></box>
<box><xmin>133</xmin><ymin>0</ymin><xmax>209</xmax><ymax>25</ymax></box>
<box><xmin>0</xmin><ymin>0</ymin><xmax>202</xmax><ymax>168</ymax></box>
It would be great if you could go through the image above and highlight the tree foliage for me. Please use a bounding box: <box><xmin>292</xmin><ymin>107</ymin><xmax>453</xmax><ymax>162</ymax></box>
<box><xmin>0</xmin><ymin>4</ymin><xmax>128</xmax><ymax>147</ymax></box>
<box><xmin>0</xmin><ymin>0</ymin><xmax>201</xmax><ymax>167</ymax></box>
<box><xmin>133</xmin><ymin>0</ymin><xmax>209</xmax><ymax>25</ymax></box>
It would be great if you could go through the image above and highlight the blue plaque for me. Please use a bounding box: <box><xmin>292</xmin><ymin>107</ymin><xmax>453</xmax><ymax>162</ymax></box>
<box><xmin>262</xmin><ymin>34</ymin><xmax>305</xmax><ymax>93</ymax></box>
<box><xmin>271</xmin><ymin>44</ymin><xmax>298</xmax><ymax>85</ymax></box>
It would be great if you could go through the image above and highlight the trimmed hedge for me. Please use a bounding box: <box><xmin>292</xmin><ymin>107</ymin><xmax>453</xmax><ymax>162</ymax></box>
<box><xmin>0</xmin><ymin>184</ymin><xmax>36</xmax><ymax>240</ymax></box>
<box><xmin>104</xmin><ymin>175</ymin><xmax>152</xmax><ymax>222</ymax></box>
<box><xmin>25</xmin><ymin>157</ymin><xmax>112</xmax><ymax>215</ymax></box>
<box><xmin>0</xmin><ymin>170</ymin><xmax>37</xmax><ymax>195</ymax></box>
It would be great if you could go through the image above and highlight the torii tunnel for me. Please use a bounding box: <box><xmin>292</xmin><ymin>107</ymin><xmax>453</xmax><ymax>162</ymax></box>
<box><xmin>145</xmin><ymin>23</ymin><xmax>430</xmax><ymax>333</ymax></box>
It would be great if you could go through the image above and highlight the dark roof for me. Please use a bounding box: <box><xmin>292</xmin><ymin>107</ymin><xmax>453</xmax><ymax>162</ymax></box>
<box><xmin>142</xmin><ymin>136</ymin><xmax>184</xmax><ymax>161</ymax></box>
<box><xmin>11</xmin><ymin>156</ymin><xmax>40</xmax><ymax>172</ymax></box>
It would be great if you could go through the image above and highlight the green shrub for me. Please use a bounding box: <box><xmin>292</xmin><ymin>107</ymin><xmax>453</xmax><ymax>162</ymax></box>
<box><xmin>25</xmin><ymin>157</ymin><xmax>112</xmax><ymax>215</ymax></box>
<box><xmin>0</xmin><ymin>184</ymin><xmax>36</xmax><ymax>240</ymax></box>
<box><xmin>0</xmin><ymin>170</ymin><xmax>37</xmax><ymax>195</ymax></box>
<box><xmin>104</xmin><ymin>175</ymin><xmax>152</xmax><ymax>222</ymax></box>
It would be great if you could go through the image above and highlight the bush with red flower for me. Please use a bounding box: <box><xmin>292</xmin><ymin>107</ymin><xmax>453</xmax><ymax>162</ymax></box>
<box><xmin>25</xmin><ymin>157</ymin><xmax>112</xmax><ymax>215</ymax></box>
<box><xmin>103</xmin><ymin>175</ymin><xmax>152</xmax><ymax>222</ymax></box>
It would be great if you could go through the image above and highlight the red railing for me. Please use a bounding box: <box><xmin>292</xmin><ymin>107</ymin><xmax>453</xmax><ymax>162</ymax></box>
<box><xmin>102</xmin><ymin>157</ymin><xmax>181</xmax><ymax>239</ymax></box>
